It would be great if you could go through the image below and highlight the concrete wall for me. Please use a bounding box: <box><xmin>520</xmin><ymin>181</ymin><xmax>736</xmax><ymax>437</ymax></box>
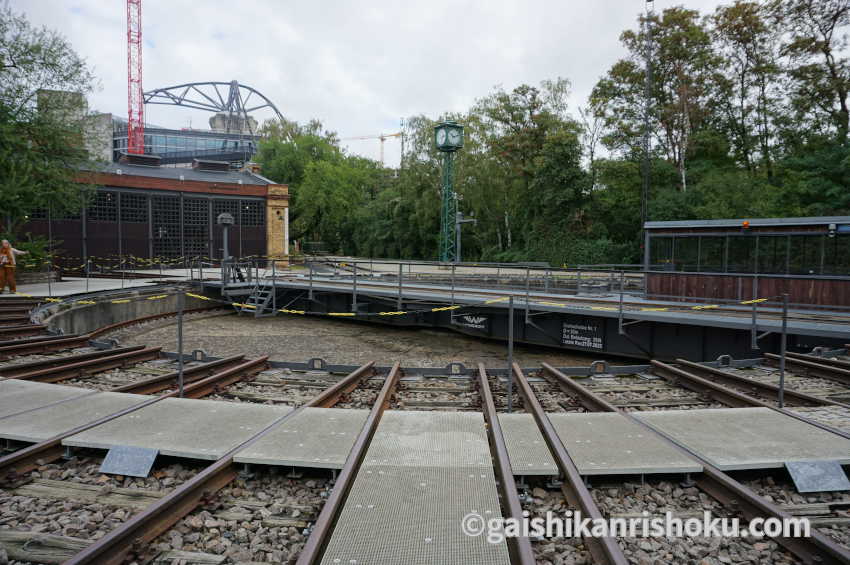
<box><xmin>37</xmin><ymin>288</ymin><xmax>213</xmax><ymax>336</ymax></box>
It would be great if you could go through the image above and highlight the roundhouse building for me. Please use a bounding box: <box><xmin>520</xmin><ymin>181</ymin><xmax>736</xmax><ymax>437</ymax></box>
<box><xmin>24</xmin><ymin>154</ymin><xmax>289</xmax><ymax>266</ymax></box>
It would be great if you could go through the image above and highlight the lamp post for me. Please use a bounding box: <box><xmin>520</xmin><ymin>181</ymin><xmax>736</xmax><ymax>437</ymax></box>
<box><xmin>455</xmin><ymin>210</ymin><xmax>476</xmax><ymax>264</ymax></box>
<box><xmin>435</xmin><ymin>121</ymin><xmax>464</xmax><ymax>262</ymax></box>
<box><xmin>217</xmin><ymin>212</ymin><xmax>235</xmax><ymax>284</ymax></box>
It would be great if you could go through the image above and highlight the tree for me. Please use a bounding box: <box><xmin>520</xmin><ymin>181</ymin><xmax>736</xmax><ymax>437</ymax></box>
<box><xmin>592</xmin><ymin>7</ymin><xmax>719</xmax><ymax>191</ymax></box>
<box><xmin>769</xmin><ymin>0</ymin><xmax>850</xmax><ymax>143</ymax></box>
<box><xmin>0</xmin><ymin>6</ymin><xmax>98</xmax><ymax>237</ymax></box>
<box><xmin>712</xmin><ymin>1</ymin><xmax>781</xmax><ymax>178</ymax></box>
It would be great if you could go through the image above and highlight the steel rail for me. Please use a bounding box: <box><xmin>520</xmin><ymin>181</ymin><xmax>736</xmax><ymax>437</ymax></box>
<box><xmin>0</xmin><ymin>356</ymin><xmax>275</xmax><ymax>479</ymax></box>
<box><xmin>0</xmin><ymin>346</ymin><xmax>147</xmax><ymax>378</ymax></box>
<box><xmin>540</xmin><ymin>362</ymin><xmax>621</xmax><ymax>412</ymax></box>
<box><xmin>9</xmin><ymin>347</ymin><xmax>162</xmax><ymax>383</ymax></box>
<box><xmin>296</xmin><ymin>362</ymin><xmax>402</xmax><ymax>565</ymax></box>
<box><xmin>786</xmin><ymin>351</ymin><xmax>850</xmax><ymax>371</ymax></box>
<box><xmin>64</xmin><ymin>361</ymin><xmax>377</xmax><ymax>565</ymax></box>
<box><xmin>541</xmin><ymin>366</ymin><xmax>850</xmax><ymax>565</ymax></box>
<box><xmin>86</xmin><ymin>305</ymin><xmax>223</xmax><ymax>338</ymax></box>
<box><xmin>110</xmin><ymin>355</ymin><xmax>247</xmax><ymax>394</ymax></box>
<box><xmin>651</xmin><ymin>361</ymin><xmax>850</xmax><ymax>440</ymax></box>
<box><xmin>764</xmin><ymin>353</ymin><xmax>850</xmax><ymax>387</ymax></box>
<box><xmin>511</xmin><ymin>363</ymin><xmax>629</xmax><ymax>565</ymax></box>
<box><xmin>0</xmin><ymin>324</ymin><xmax>46</xmax><ymax>338</ymax></box>
<box><xmin>0</xmin><ymin>333</ymin><xmax>81</xmax><ymax>348</ymax></box>
<box><xmin>0</xmin><ymin>315</ymin><xmax>30</xmax><ymax>325</ymax></box>
<box><xmin>178</xmin><ymin>356</ymin><xmax>268</xmax><ymax>398</ymax></box>
<box><xmin>477</xmin><ymin>364</ymin><xmax>536</xmax><ymax>565</ymax></box>
<box><xmin>0</xmin><ymin>334</ymin><xmax>91</xmax><ymax>358</ymax></box>
<box><xmin>674</xmin><ymin>358</ymin><xmax>848</xmax><ymax>408</ymax></box>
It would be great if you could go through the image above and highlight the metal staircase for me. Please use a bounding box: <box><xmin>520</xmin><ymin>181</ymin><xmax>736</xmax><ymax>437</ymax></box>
<box><xmin>235</xmin><ymin>281</ymin><xmax>276</xmax><ymax>317</ymax></box>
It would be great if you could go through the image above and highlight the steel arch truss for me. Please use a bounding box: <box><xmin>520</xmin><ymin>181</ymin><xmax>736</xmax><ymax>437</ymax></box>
<box><xmin>143</xmin><ymin>80</ymin><xmax>283</xmax><ymax>135</ymax></box>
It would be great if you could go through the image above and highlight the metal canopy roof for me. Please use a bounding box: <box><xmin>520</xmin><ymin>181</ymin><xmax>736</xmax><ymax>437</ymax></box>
<box><xmin>645</xmin><ymin>216</ymin><xmax>850</xmax><ymax>230</ymax></box>
<box><xmin>91</xmin><ymin>162</ymin><xmax>270</xmax><ymax>186</ymax></box>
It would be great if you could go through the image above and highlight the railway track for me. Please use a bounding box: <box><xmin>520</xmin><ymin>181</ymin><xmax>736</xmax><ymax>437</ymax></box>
<box><xmin>1</xmin><ymin>296</ymin><xmax>849</xmax><ymax>564</ymax></box>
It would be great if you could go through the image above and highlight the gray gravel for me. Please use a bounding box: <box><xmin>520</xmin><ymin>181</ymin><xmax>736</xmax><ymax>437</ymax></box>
<box><xmin>119</xmin><ymin>313</ymin><xmax>624</xmax><ymax>368</ymax></box>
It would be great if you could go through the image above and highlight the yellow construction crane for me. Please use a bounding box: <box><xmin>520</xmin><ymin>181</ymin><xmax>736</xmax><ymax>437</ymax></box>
<box><xmin>340</xmin><ymin>131</ymin><xmax>403</xmax><ymax>165</ymax></box>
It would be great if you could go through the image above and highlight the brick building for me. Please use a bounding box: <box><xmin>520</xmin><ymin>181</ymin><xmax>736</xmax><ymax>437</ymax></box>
<box><xmin>24</xmin><ymin>154</ymin><xmax>289</xmax><ymax>266</ymax></box>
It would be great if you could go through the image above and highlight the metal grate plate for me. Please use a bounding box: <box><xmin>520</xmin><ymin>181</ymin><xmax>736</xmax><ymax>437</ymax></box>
<box><xmin>64</xmin><ymin>397</ymin><xmax>291</xmax><ymax>460</ymax></box>
<box><xmin>234</xmin><ymin>407</ymin><xmax>368</xmax><ymax>468</ymax></box>
<box><xmin>0</xmin><ymin>391</ymin><xmax>144</xmax><ymax>442</ymax></box>
<box><xmin>499</xmin><ymin>412</ymin><xmax>702</xmax><ymax>475</ymax></box>
<box><xmin>0</xmin><ymin>380</ymin><xmax>91</xmax><ymax>420</ymax></box>
<box><xmin>636</xmin><ymin>407</ymin><xmax>850</xmax><ymax>470</ymax></box>
<box><xmin>363</xmin><ymin>410</ymin><xmax>493</xmax><ymax>468</ymax></box>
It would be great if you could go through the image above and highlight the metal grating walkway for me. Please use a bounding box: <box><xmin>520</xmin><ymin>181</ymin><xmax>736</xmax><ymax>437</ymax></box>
<box><xmin>320</xmin><ymin>410</ymin><xmax>510</xmax><ymax>565</ymax></box>
<box><xmin>499</xmin><ymin>412</ymin><xmax>702</xmax><ymax>476</ymax></box>
<box><xmin>234</xmin><ymin>407</ymin><xmax>369</xmax><ymax>468</ymax></box>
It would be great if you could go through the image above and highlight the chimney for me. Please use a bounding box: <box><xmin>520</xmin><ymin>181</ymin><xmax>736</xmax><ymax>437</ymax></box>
<box><xmin>192</xmin><ymin>159</ymin><xmax>230</xmax><ymax>172</ymax></box>
<box><xmin>119</xmin><ymin>152</ymin><xmax>161</xmax><ymax>167</ymax></box>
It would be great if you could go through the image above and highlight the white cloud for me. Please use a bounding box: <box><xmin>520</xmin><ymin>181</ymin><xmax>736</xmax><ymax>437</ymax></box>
<box><xmin>11</xmin><ymin>0</ymin><xmax>726</xmax><ymax>167</ymax></box>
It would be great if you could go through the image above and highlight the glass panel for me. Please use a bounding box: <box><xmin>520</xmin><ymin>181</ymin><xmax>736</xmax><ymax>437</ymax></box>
<box><xmin>700</xmin><ymin>237</ymin><xmax>725</xmax><ymax>272</ymax></box>
<box><xmin>727</xmin><ymin>235</ymin><xmax>756</xmax><ymax>273</ymax></box>
<box><xmin>788</xmin><ymin>235</ymin><xmax>821</xmax><ymax>275</ymax></box>
<box><xmin>649</xmin><ymin>236</ymin><xmax>673</xmax><ymax>270</ymax></box>
<box><xmin>757</xmin><ymin>236</ymin><xmax>788</xmax><ymax>274</ymax></box>
<box><xmin>673</xmin><ymin>237</ymin><xmax>699</xmax><ymax>271</ymax></box>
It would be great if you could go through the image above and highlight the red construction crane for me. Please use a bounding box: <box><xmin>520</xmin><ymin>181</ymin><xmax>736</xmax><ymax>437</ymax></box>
<box><xmin>126</xmin><ymin>0</ymin><xmax>144</xmax><ymax>154</ymax></box>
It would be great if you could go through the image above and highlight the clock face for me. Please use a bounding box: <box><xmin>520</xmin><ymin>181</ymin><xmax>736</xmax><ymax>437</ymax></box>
<box><xmin>436</xmin><ymin>129</ymin><xmax>447</xmax><ymax>145</ymax></box>
<box><xmin>448</xmin><ymin>129</ymin><xmax>461</xmax><ymax>144</ymax></box>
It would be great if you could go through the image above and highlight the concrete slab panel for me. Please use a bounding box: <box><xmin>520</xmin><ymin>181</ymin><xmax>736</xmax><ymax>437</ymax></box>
<box><xmin>363</xmin><ymin>410</ymin><xmax>492</xmax><ymax>468</ymax></box>
<box><xmin>499</xmin><ymin>413</ymin><xmax>702</xmax><ymax>476</ymax></box>
<box><xmin>321</xmin><ymin>465</ymin><xmax>509</xmax><ymax>565</ymax></box>
<box><xmin>0</xmin><ymin>391</ymin><xmax>145</xmax><ymax>442</ymax></box>
<box><xmin>64</xmin><ymin>397</ymin><xmax>291</xmax><ymax>460</ymax></box>
<box><xmin>635</xmin><ymin>407</ymin><xmax>850</xmax><ymax>471</ymax></box>
<box><xmin>0</xmin><ymin>380</ymin><xmax>92</xmax><ymax>420</ymax></box>
<box><xmin>234</xmin><ymin>407</ymin><xmax>368</xmax><ymax>468</ymax></box>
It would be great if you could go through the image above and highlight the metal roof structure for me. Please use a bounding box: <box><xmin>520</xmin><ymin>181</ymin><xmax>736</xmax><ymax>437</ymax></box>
<box><xmin>96</xmin><ymin>161</ymin><xmax>270</xmax><ymax>186</ymax></box>
<box><xmin>645</xmin><ymin>216</ymin><xmax>850</xmax><ymax>229</ymax></box>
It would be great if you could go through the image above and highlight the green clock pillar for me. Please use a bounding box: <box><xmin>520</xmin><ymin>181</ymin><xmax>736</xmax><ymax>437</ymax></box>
<box><xmin>435</xmin><ymin>121</ymin><xmax>464</xmax><ymax>262</ymax></box>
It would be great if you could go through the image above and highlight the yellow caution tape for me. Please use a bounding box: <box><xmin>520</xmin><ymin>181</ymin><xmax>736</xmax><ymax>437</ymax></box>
<box><xmin>111</xmin><ymin>299</ymin><xmax>131</xmax><ymax>304</ymax></box>
<box><xmin>146</xmin><ymin>295</ymin><xmax>168</xmax><ymax>301</ymax></box>
<box><xmin>537</xmin><ymin>301</ymin><xmax>566</xmax><ymax>307</ymax></box>
<box><xmin>691</xmin><ymin>305</ymin><xmax>719</xmax><ymax>310</ymax></box>
<box><xmin>75</xmin><ymin>300</ymin><xmax>96</xmax><ymax>305</ymax></box>
<box><xmin>279</xmin><ymin>309</ymin><xmax>305</xmax><ymax>315</ymax></box>
<box><xmin>640</xmin><ymin>307</ymin><xmax>669</xmax><ymax>312</ymax></box>
<box><xmin>483</xmin><ymin>297</ymin><xmax>509</xmax><ymax>304</ymax></box>
<box><xmin>185</xmin><ymin>292</ymin><xmax>212</xmax><ymax>301</ymax></box>
<box><xmin>591</xmin><ymin>306</ymin><xmax>618</xmax><ymax>311</ymax></box>
<box><xmin>431</xmin><ymin>305</ymin><xmax>461</xmax><ymax>312</ymax></box>
<box><xmin>378</xmin><ymin>311</ymin><xmax>406</xmax><ymax>316</ymax></box>
<box><xmin>740</xmin><ymin>298</ymin><xmax>768</xmax><ymax>305</ymax></box>
<box><xmin>44</xmin><ymin>298</ymin><xmax>62</xmax><ymax>303</ymax></box>
<box><xmin>234</xmin><ymin>303</ymin><xmax>256</xmax><ymax>310</ymax></box>
<box><xmin>328</xmin><ymin>312</ymin><xmax>356</xmax><ymax>317</ymax></box>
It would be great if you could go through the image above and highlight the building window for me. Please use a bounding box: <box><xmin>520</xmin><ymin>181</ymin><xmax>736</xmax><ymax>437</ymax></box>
<box><xmin>87</xmin><ymin>191</ymin><xmax>118</xmax><ymax>222</ymax></box>
<box><xmin>240</xmin><ymin>200</ymin><xmax>265</xmax><ymax>227</ymax></box>
<box><xmin>213</xmin><ymin>199</ymin><xmax>239</xmax><ymax>224</ymax></box>
<box><xmin>183</xmin><ymin>198</ymin><xmax>209</xmax><ymax>257</ymax></box>
<box><xmin>152</xmin><ymin>195</ymin><xmax>181</xmax><ymax>257</ymax></box>
<box><xmin>120</xmin><ymin>193</ymin><xmax>148</xmax><ymax>223</ymax></box>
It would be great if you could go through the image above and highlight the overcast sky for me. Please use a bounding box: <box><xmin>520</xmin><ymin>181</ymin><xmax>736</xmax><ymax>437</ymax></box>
<box><xmin>12</xmin><ymin>0</ymin><xmax>726</xmax><ymax>167</ymax></box>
